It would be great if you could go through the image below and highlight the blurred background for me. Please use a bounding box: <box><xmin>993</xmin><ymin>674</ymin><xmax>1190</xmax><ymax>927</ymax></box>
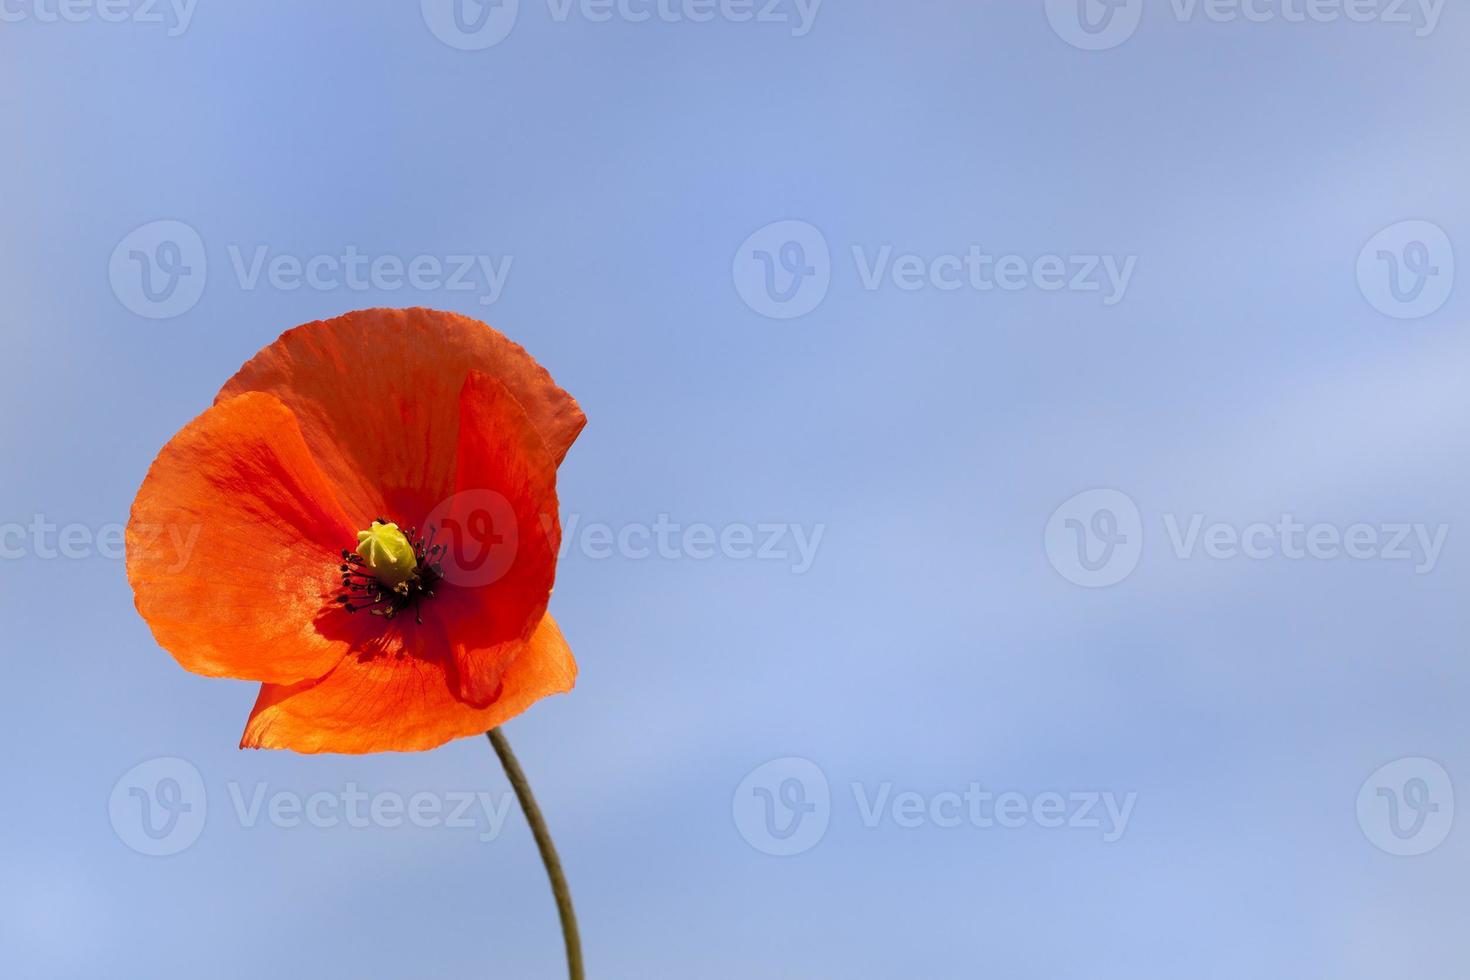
<box><xmin>2</xmin><ymin>1</ymin><xmax>1467</xmax><ymax>976</ymax></box>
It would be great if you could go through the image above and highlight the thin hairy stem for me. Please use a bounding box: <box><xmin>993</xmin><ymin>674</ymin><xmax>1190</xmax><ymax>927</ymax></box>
<box><xmin>487</xmin><ymin>728</ymin><xmax>584</xmax><ymax>980</ymax></box>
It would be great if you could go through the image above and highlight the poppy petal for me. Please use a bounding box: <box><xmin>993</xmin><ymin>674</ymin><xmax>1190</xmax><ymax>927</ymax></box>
<box><xmin>126</xmin><ymin>392</ymin><xmax>360</xmax><ymax>684</ymax></box>
<box><xmin>240</xmin><ymin>612</ymin><xmax>578</xmax><ymax>754</ymax></box>
<box><xmin>432</xmin><ymin>370</ymin><xmax>562</xmax><ymax>707</ymax></box>
<box><xmin>217</xmin><ymin>308</ymin><xmax>586</xmax><ymax>525</ymax></box>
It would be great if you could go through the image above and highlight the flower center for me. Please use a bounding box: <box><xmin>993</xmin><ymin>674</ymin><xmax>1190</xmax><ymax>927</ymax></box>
<box><xmin>336</xmin><ymin>519</ymin><xmax>445</xmax><ymax>623</ymax></box>
<box><xmin>356</xmin><ymin>521</ymin><xmax>418</xmax><ymax>585</ymax></box>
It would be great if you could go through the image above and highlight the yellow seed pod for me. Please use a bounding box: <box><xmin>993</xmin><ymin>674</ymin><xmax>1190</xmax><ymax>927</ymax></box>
<box><xmin>355</xmin><ymin>521</ymin><xmax>418</xmax><ymax>587</ymax></box>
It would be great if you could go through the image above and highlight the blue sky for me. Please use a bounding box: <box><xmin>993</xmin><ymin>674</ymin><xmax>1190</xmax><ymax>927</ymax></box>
<box><xmin>2</xmin><ymin>2</ymin><xmax>1467</xmax><ymax>977</ymax></box>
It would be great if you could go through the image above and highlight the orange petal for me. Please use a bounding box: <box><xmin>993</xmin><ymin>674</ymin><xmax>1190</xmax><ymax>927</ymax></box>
<box><xmin>431</xmin><ymin>371</ymin><xmax>562</xmax><ymax>707</ymax></box>
<box><xmin>240</xmin><ymin>612</ymin><xmax>578</xmax><ymax>754</ymax></box>
<box><xmin>126</xmin><ymin>393</ymin><xmax>360</xmax><ymax>684</ymax></box>
<box><xmin>217</xmin><ymin>308</ymin><xmax>586</xmax><ymax>525</ymax></box>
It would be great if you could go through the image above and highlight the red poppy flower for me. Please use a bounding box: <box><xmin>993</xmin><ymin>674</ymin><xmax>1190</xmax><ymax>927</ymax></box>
<box><xmin>126</xmin><ymin>308</ymin><xmax>586</xmax><ymax>753</ymax></box>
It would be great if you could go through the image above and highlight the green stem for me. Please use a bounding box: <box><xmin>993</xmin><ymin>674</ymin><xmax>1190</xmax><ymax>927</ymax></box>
<box><xmin>487</xmin><ymin>728</ymin><xmax>584</xmax><ymax>980</ymax></box>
